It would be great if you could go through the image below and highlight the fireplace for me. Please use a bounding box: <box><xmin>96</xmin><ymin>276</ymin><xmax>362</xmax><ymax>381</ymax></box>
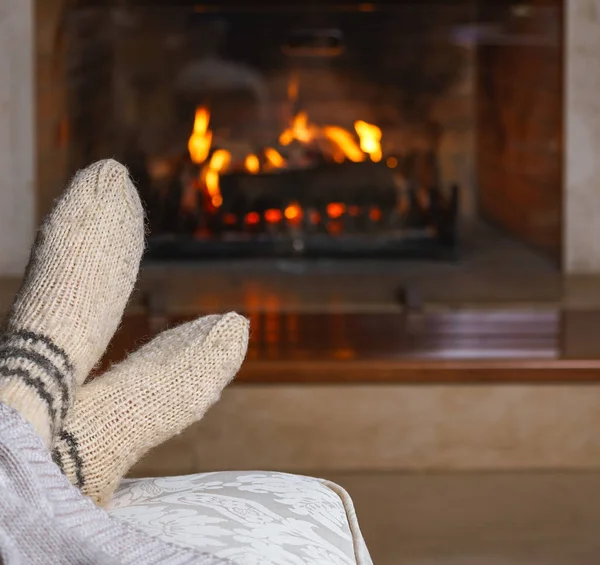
<box><xmin>34</xmin><ymin>0</ymin><xmax>563</xmax><ymax>264</ymax></box>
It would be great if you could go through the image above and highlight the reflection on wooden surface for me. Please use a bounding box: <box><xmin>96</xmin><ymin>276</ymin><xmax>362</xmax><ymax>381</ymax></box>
<box><xmin>94</xmin><ymin>309</ymin><xmax>600</xmax><ymax>383</ymax></box>
<box><xmin>242</xmin><ymin>310</ymin><xmax>560</xmax><ymax>361</ymax></box>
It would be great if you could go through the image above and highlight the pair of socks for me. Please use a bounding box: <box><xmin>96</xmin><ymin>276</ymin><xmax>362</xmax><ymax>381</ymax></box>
<box><xmin>0</xmin><ymin>160</ymin><xmax>248</xmax><ymax>505</ymax></box>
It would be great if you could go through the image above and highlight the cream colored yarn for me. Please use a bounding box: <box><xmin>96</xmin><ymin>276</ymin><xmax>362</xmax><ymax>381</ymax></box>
<box><xmin>0</xmin><ymin>160</ymin><xmax>144</xmax><ymax>446</ymax></box>
<box><xmin>53</xmin><ymin>312</ymin><xmax>249</xmax><ymax>506</ymax></box>
<box><xmin>0</xmin><ymin>158</ymin><xmax>248</xmax><ymax>509</ymax></box>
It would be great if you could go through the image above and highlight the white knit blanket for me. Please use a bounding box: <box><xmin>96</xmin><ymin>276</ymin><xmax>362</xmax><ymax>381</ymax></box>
<box><xmin>0</xmin><ymin>402</ymin><xmax>233</xmax><ymax>565</ymax></box>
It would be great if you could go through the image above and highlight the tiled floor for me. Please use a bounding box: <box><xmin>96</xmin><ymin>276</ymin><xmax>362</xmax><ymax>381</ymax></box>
<box><xmin>325</xmin><ymin>471</ymin><xmax>600</xmax><ymax>565</ymax></box>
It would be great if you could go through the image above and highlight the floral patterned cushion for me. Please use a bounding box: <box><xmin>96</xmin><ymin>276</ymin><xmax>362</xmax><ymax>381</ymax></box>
<box><xmin>107</xmin><ymin>471</ymin><xmax>372</xmax><ymax>565</ymax></box>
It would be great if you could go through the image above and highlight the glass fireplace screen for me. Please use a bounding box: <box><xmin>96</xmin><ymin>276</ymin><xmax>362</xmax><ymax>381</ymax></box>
<box><xmin>62</xmin><ymin>2</ymin><xmax>485</xmax><ymax>260</ymax></box>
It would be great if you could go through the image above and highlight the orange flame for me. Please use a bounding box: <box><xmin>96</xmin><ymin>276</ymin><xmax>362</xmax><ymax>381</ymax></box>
<box><xmin>204</xmin><ymin>170</ymin><xmax>221</xmax><ymax>207</ymax></box>
<box><xmin>277</xmin><ymin>107</ymin><xmax>382</xmax><ymax>166</ymax></box>
<box><xmin>201</xmin><ymin>148</ymin><xmax>231</xmax><ymax>208</ymax></box>
<box><xmin>322</xmin><ymin>126</ymin><xmax>365</xmax><ymax>163</ymax></box>
<box><xmin>186</xmin><ymin>84</ymin><xmax>387</xmax><ymax>220</ymax></box>
<box><xmin>279</xmin><ymin>111</ymin><xmax>316</xmax><ymax>146</ymax></box>
<box><xmin>188</xmin><ymin>106</ymin><xmax>212</xmax><ymax>164</ymax></box>
<box><xmin>264</xmin><ymin>147</ymin><xmax>286</xmax><ymax>169</ymax></box>
<box><xmin>245</xmin><ymin>154</ymin><xmax>260</xmax><ymax>174</ymax></box>
<box><xmin>354</xmin><ymin>120</ymin><xmax>382</xmax><ymax>162</ymax></box>
<box><xmin>209</xmin><ymin>149</ymin><xmax>231</xmax><ymax>173</ymax></box>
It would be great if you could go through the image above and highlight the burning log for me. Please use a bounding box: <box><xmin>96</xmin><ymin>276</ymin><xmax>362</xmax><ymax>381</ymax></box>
<box><xmin>218</xmin><ymin>161</ymin><xmax>397</xmax><ymax>210</ymax></box>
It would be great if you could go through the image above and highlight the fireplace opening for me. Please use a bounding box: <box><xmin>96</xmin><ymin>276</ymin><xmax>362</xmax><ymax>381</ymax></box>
<box><xmin>45</xmin><ymin>1</ymin><xmax>562</xmax><ymax>263</ymax></box>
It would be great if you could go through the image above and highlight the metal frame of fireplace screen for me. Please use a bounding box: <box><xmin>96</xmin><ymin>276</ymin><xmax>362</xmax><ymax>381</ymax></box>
<box><xmin>62</xmin><ymin>1</ymin><xmax>483</xmax><ymax>260</ymax></box>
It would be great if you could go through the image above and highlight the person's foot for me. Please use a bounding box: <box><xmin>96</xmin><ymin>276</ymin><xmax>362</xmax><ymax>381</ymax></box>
<box><xmin>53</xmin><ymin>313</ymin><xmax>249</xmax><ymax>506</ymax></box>
<box><xmin>0</xmin><ymin>160</ymin><xmax>144</xmax><ymax>445</ymax></box>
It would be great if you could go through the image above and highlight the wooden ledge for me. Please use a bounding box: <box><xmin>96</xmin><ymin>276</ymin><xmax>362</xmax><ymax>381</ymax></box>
<box><xmin>237</xmin><ymin>359</ymin><xmax>600</xmax><ymax>384</ymax></box>
<box><xmin>95</xmin><ymin>310</ymin><xmax>600</xmax><ymax>383</ymax></box>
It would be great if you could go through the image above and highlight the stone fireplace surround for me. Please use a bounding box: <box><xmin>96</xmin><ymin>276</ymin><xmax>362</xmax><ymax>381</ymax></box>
<box><xmin>2</xmin><ymin>0</ymin><xmax>600</xmax><ymax>474</ymax></box>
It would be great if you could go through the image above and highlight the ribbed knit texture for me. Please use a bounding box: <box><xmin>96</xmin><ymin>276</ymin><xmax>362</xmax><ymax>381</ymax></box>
<box><xmin>0</xmin><ymin>401</ymin><xmax>234</xmax><ymax>565</ymax></box>
<box><xmin>0</xmin><ymin>160</ymin><xmax>144</xmax><ymax>445</ymax></box>
<box><xmin>53</xmin><ymin>312</ymin><xmax>249</xmax><ymax>505</ymax></box>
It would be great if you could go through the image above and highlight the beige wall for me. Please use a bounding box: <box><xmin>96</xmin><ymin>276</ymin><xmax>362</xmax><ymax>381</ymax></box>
<box><xmin>0</xmin><ymin>0</ymin><xmax>35</xmax><ymax>275</ymax></box>
<box><xmin>564</xmin><ymin>0</ymin><xmax>600</xmax><ymax>273</ymax></box>
<box><xmin>131</xmin><ymin>384</ymin><xmax>600</xmax><ymax>476</ymax></box>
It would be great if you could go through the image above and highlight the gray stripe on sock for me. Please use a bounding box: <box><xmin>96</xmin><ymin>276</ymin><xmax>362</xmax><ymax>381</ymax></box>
<box><xmin>58</xmin><ymin>430</ymin><xmax>85</xmax><ymax>488</ymax></box>
<box><xmin>0</xmin><ymin>347</ymin><xmax>72</xmax><ymax>421</ymax></box>
<box><xmin>0</xmin><ymin>330</ymin><xmax>74</xmax><ymax>373</ymax></box>
<box><xmin>0</xmin><ymin>365</ymin><xmax>58</xmax><ymax>431</ymax></box>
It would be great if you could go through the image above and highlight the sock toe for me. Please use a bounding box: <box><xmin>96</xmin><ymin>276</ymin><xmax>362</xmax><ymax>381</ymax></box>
<box><xmin>53</xmin><ymin>312</ymin><xmax>249</xmax><ymax>504</ymax></box>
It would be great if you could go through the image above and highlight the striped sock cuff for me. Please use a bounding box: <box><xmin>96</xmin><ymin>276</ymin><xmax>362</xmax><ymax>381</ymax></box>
<box><xmin>52</xmin><ymin>429</ymin><xmax>85</xmax><ymax>488</ymax></box>
<box><xmin>0</xmin><ymin>330</ymin><xmax>75</xmax><ymax>435</ymax></box>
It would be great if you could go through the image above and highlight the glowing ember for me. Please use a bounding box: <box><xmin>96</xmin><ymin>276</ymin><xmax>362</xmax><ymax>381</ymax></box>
<box><xmin>354</xmin><ymin>120</ymin><xmax>382</xmax><ymax>162</ymax></box>
<box><xmin>245</xmin><ymin>211</ymin><xmax>261</xmax><ymax>225</ymax></box>
<box><xmin>284</xmin><ymin>203</ymin><xmax>302</xmax><ymax>222</ymax></box>
<box><xmin>369</xmin><ymin>207</ymin><xmax>382</xmax><ymax>221</ymax></box>
<box><xmin>321</xmin><ymin>126</ymin><xmax>365</xmax><ymax>163</ymax></box>
<box><xmin>223</xmin><ymin>213</ymin><xmax>237</xmax><ymax>225</ymax></box>
<box><xmin>188</xmin><ymin>106</ymin><xmax>212</xmax><ymax>164</ymax></box>
<box><xmin>265</xmin><ymin>209</ymin><xmax>283</xmax><ymax>223</ymax></box>
<box><xmin>327</xmin><ymin>202</ymin><xmax>346</xmax><ymax>219</ymax></box>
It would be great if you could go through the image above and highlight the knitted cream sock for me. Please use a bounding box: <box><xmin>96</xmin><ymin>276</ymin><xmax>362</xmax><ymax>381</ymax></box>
<box><xmin>52</xmin><ymin>312</ymin><xmax>249</xmax><ymax>506</ymax></box>
<box><xmin>0</xmin><ymin>160</ymin><xmax>144</xmax><ymax>446</ymax></box>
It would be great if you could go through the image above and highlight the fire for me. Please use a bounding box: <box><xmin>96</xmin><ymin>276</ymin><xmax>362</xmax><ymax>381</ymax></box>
<box><xmin>204</xmin><ymin>170</ymin><xmax>221</xmax><ymax>207</ymax></box>
<box><xmin>209</xmin><ymin>149</ymin><xmax>231</xmax><ymax>172</ymax></box>
<box><xmin>185</xmin><ymin>95</ymin><xmax>386</xmax><ymax>217</ymax></box>
<box><xmin>354</xmin><ymin>120</ymin><xmax>382</xmax><ymax>162</ymax></box>
<box><xmin>202</xmin><ymin>148</ymin><xmax>231</xmax><ymax>208</ymax></box>
<box><xmin>245</xmin><ymin>211</ymin><xmax>260</xmax><ymax>225</ymax></box>
<box><xmin>265</xmin><ymin>209</ymin><xmax>283</xmax><ymax>223</ymax></box>
<box><xmin>284</xmin><ymin>203</ymin><xmax>302</xmax><ymax>222</ymax></box>
<box><xmin>245</xmin><ymin>154</ymin><xmax>260</xmax><ymax>174</ymax></box>
<box><xmin>369</xmin><ymin>207</ymin><xmax>382</xmax><ymax>221</ymax></box>
<box><xmin>327</xmin><ymin>202</ymin><xmax>346</xmax><ymax>219</ymax></box>
<box><xmin>188</xmin><ymin>106</ymin><xmax>212</xmax><ymax>164</ymax></box>
<box><xmin>321</xmin><ymin>126</ymin><xmax>365</xmax><ymax>163</ymax></box>
<box><xmin>279</xmin><ymin>111</ymin><xmax>317</xmax><ymax>146</ymax></box>
<box><xmin>264</xmin><ymin>147</ymin><xmax>286</xmax><ymax>169</ymax></box>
